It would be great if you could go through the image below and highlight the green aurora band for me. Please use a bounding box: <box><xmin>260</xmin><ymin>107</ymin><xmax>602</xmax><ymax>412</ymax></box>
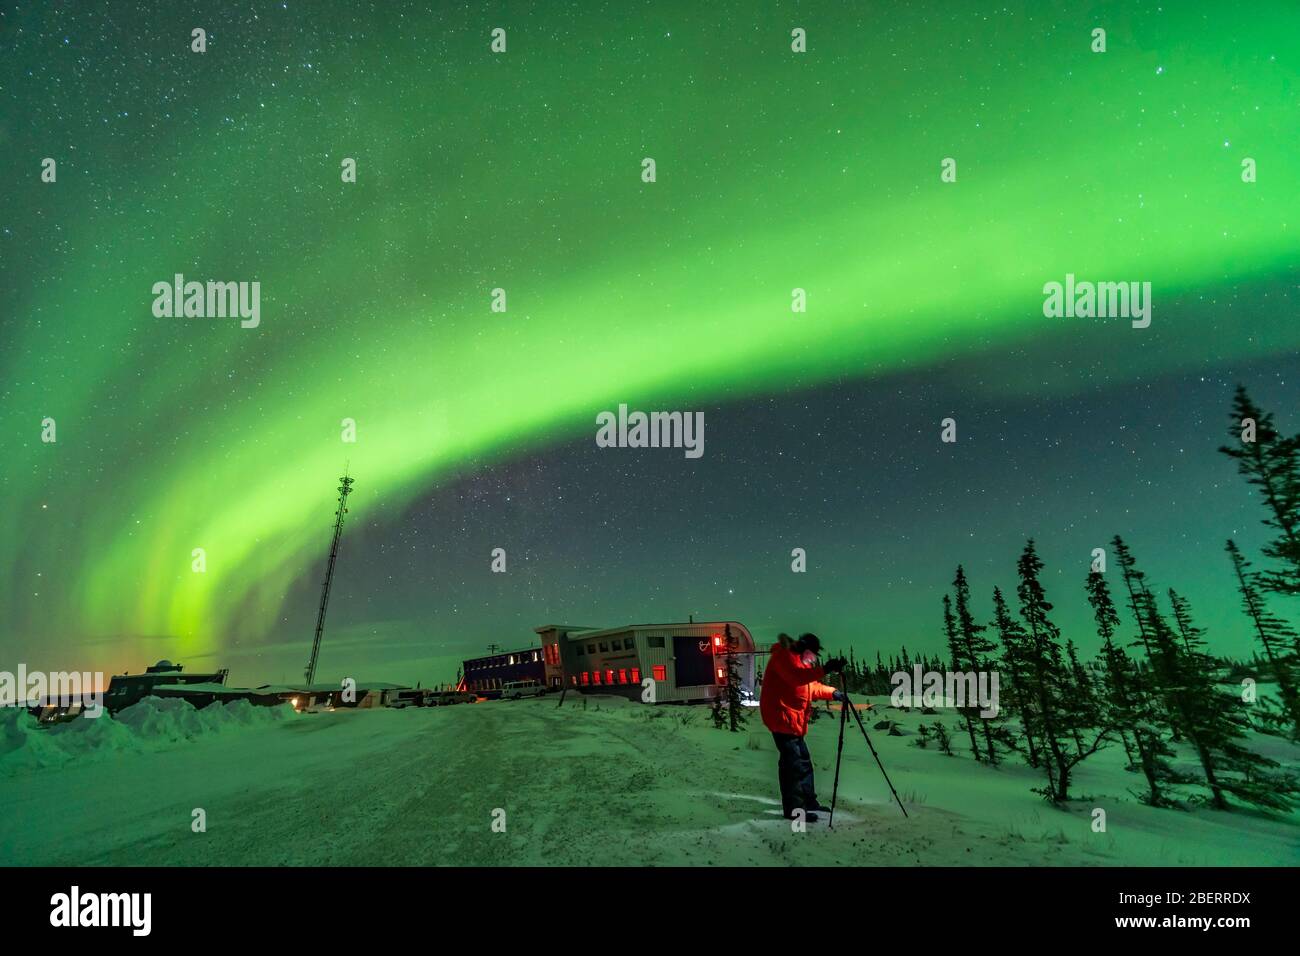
<box><xmin>2</xmin><ymin>1</ymin><xmax>1299</xmax><ymax>667</ymax></box>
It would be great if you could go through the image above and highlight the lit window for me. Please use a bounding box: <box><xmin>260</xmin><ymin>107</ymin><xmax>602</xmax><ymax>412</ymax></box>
<box><xmin>606</xmin><ymin>669</ymin><xmax>615</xmax><ymax>685</ymax></box>
<box><xmin>618</xmin><ymin>669</ymin><xmax>628</xmax><ymax>684</ymax></box>
<box><xmin>631</xmin><ymin>668</ymin><xmax>641</xmax><ymax>683</ymax></box>
<box><xmin>570</xmin><ymin>676</ymin><xmax>577</xmax><ymax>686</ymax></box>
<box><xmin>581</xmin><ymin>672</ymin><xmax>590</xmax><ymax>685</ymax></box>
<box><xmin>716</xmin><ymin>668</ymin><xmax>726</xmax><ymax>682</ymax></box>
<box><xmin>653</xmin><ymin>665</ymin><xmax>667</xmax><ymax>682</ymax></box>
<box><xmin>593</xmin><ymin>671</ymin><xmax>602</xmax><ymax>685</ymax></box>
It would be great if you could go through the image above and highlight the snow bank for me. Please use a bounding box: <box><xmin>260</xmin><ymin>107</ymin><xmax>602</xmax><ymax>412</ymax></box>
<box><xmin>0</xmin><ymin>697</ymin><xmax>294</xmax><ymax>775</ymax></box>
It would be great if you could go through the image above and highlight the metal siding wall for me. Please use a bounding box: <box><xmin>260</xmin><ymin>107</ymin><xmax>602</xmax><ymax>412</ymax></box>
<box><xmin>636</xmin><ymin>625</ymin><xmax>721</xmax><ymax>704</ymax></box>
<box><xmin>557</xmin><ymin>622</ymin><xmax>755</xmax><ymax>704</ymax></box>
<box><xmin>635</xmin><ymin>630</ymin><xmax>675</xmax><ymax>701</ymax></box>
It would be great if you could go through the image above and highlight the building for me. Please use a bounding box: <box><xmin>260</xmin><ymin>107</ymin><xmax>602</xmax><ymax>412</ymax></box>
<box><xmin>241</xmin><ymin>682</ymin><xmax>411</xmax><ymax>711</ymax></box>
<box><xmin>461</xmin><ymin>646</ymin><xmax>551</xmax><ymax>697</ymax></box>
<box><xmin>533</xmin><ymin>621</ymin><xmax>758</xmax><ymax>704</ymax></box>
<box><xmin>104</xmin><ymin>660</ymin><xmax>230</xmax><ymax>715</ymax></box>
<box><xmin>150</xmin><ymin>682</ymin><xmax>286</xmax><ymax>709</ymax></box>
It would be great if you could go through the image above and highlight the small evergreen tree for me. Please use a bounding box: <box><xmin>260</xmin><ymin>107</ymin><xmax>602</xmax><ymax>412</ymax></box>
<box><xmin>1219</xmin><ymin>386</ymin><xmax>1300</xmax><ymax>598</ymax></box>
<box><xmin>723</xmin><ymin>623</ymin><xmax>746</xmax><ymax>732</ymax></box>
<box><xmin>1014</xmin><ymin>540</ymin><xmax>1109</xmax><ymax>802</ymax></box>
<box><xmin>1086</xmin><ymin>567</ymin><xmax>1175</xmax><ymax>805</ymax></box>
<box><xmin>1143</xmin><ymin>591</ymin><xmax>1294</xmax><ymax>810</ymax></box>
<box><xmin>1113</xmin><ymin>535</ymin><xmax>1184</xmax><ymax>742</ymax></box>
<box><xmin>1064</xmin><ymin>639</ymin><xmax>1099</xmax><ymax>756</ymax></box>
<box><xmin>933</xmin><ymin>720</ymin><xmax>955</xmax><ymax>755</ymax></box>
<box><xmin>709</xmin><ymin>694</ymin><xmax>726</xmax><ymax>730</ymax></box>
<box><xmin>991</xmin><ymin>585</ymin><xmax>1040</xmax><ymax>768</ymax></box>
<box><xmin>943</xmin><ymin>593</ymin><xmax>982</xmax><ymax>760</ymax></box>
<box><xmin>953</xmin><ymin>566</ymin><xmax>1001</xmax><ymax>764</ymax></box>
<box><xmin>1227</xmin><ymin>539</ymin><xmax>1300</xmax><ymax>739</ymax></box>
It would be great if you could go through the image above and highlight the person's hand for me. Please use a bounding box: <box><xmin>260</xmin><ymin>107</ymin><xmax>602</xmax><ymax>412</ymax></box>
<box><xmin>822</xmin><ymin>656</ymin><xmax>847</xmax><ymax>673</ymax></box>
<box><xmin>831</xmin><ymin>690</ymin><xmax>846</xmax><ymax>702</ymax></box>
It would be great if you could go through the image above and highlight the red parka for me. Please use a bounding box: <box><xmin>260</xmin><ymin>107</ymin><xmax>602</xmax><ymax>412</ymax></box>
<box><xmin>759</xmin><ymin>639</ymin><xmax>838</xmax><ymax>737</ymax></box>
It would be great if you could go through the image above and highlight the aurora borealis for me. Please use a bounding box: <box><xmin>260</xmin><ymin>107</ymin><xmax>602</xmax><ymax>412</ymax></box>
<box><xmin>2</xmin><ymin>1</ymin><xmax>1299</xmax><ymax>686</ymax></box>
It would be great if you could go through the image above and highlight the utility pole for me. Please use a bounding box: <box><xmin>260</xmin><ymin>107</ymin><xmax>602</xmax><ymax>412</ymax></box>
<box><xmin>305</xmin><ymin>468</ymin><xmax>355</xmax><ymax>686</ymax></box>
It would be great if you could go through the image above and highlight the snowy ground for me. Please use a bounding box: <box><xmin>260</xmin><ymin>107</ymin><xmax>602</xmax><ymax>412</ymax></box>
<box><xmin>1</xmin><ymin>695</ymin><xmax>1296</xmax><ymax>866</ymax></box>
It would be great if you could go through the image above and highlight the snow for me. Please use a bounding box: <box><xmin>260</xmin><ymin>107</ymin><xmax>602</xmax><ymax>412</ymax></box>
<box><xmin>0</xmin><ymin>697</ymin><xmax>293</xmax><ymax>774</ymax></box>
<box><xmin>0</xmin><ymin>695</ymin><xmax>1295</xmax><ymax>866</ymax></box>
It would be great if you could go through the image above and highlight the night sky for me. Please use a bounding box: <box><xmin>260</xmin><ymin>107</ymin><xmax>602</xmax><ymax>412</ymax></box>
<box><xmin>2</xmin><ymin>1</ymin><xmax>1298</xmax><ymax>688</ymax></box>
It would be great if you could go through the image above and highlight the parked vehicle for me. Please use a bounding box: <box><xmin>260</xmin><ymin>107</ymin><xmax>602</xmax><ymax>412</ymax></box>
<box><xmin>427</xmin><ymin>690</ymin><xmax>476</xmax><ymax>706</ymax></box>
<box><xmin>500</xmin><ymin>679</ymin><xmax>546</xmax><ymax>700</ymax></box>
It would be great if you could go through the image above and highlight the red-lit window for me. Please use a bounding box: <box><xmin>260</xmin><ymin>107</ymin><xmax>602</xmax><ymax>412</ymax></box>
<box><xmin>631</xmin><ymin>668</ymin><xmax>641</xmax><ymax>683</ymax></box>
<box><xmin>570</xmin><ymin>675</ymin><xmax>578</xmax><ymax>686</ymax></box>
<box><xmin>581</xmin><ymin>672</ymin><xmax>590</xmax><ymax>685</ymax></box>
<box><xmin>652</xmin><ymin>665</ymin><xmax>667</xmax><ymax>682</ymax></box>
<box><xmin>713</xmin><ymin>634</ymin><xmax>725</xmax><ymax>649</ymax></box>
<box><xmin>593</xmin><ymin>671</ymin><xmax>602</xmax><ymax>685</ymax></box>
<box><xmin>716</xmin><ymin>668</ymin><xmax>726</xmax><ymax>682</ymax></box>
<box><xmin>606</xmin><ymin>670</ymin><xmax>615</xmax><ymax>685</ymax></box>
<box><xmin>618</xmin><ymin>669</ymin><xmax>628</xmax><ymax>684</ymax></box>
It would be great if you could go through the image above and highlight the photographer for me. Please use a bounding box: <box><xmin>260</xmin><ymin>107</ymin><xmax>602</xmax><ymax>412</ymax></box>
<box><xmin>758</xmin><ymin>632</ymin><xmax>848</xmax><ymax>823</ymax></box>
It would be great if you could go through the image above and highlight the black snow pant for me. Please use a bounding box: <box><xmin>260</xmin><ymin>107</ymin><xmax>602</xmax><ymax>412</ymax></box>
<box><xmin>771</xmin><ymin>732</ymin><xmax>819</xmax><ymax>817</ymax></box>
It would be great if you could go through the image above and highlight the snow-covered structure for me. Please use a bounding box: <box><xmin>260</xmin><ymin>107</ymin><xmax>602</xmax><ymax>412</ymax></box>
<box><xmin>534</xmin><ymin>622</ymin><xmax>758</xmax><ymax>704</ymax></box>
<box><xmin>104</xmin><ymin>660</ymin><xmax>230</xmax><ymax>715</ymax></box>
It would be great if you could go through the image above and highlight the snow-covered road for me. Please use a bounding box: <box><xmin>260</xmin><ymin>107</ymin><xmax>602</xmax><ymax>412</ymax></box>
<box><xmin>2</xmin><ymin>696</ymin><xmax>1295</xmax><ymax>866</ymax></box>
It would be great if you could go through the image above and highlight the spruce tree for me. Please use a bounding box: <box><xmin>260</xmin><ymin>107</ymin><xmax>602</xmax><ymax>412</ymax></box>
<box><xmin>1064</xmin><ymin>639</ymin><xmax>1099</xmax><ymax>755</ymax></box>
<box><xmin>723</xmin><ymin>624</ymin><xmax>746</xmax><ymax>732</ymax></box>
<box><xmin>1219</xmin><ymin>385</ymin><xmax>1300</xmax><ymax>597</ymax></box>
<box><xmin>953</xmin><ymin>566</ymin><xmax>1001</xmax><ymax>763</ymax></box>
<box><xmin>1086</xmin><ymin>567</ymin><xmax>1175</xmax><ymax>805</ymax></box>
<box><xmin>1226</xmin><ymin>539</ymin><xmax>1300</xmax><ymax>738</ymax></box>
<box><xmin>1124</xmin><ymin>545</ymin><xmax>1296</xmax><ymax>810</ymax></box>
<box><xmin>933</xmin><ymin>720</ymin><xmax>954</xmax><ymax>755</ymax></box>
<box><xmin>1014</xmin><ymin>540</ymin><xmax>1109</xmax><ymax>801</ymax></box>
<box><xmin>1113</xmin><ymin>534</ymin><xmax>1183</xmax><ymax>741</ymax></box>
<box><xmin>991</xmin><ymin>585</ymin><xmax>1040</xmax><ymax>767</ymax></box>
<box><xmin>1151</xmin><ymin>593</ymin><xmax>1294</xmax><ymax>810</ymax></box>
<box><xmin>943</xmin><ymin>592</ymin><xmax>982</xmax><ymax>760</ymax></box>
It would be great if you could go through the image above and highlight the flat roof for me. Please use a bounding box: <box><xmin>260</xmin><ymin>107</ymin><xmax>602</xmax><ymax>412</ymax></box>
<box><xmin>463</xmin><ymin>646</ymin><xmax>542</xmax><ymax>662</ymax></box>
<box><xmin>110</xmin><ymin>670</ymin><xmax>227</xmax><ymax>680</ymax></box>
<box><xmin>563</xmin><ymin>622</ymin><xmax>748</xmax><ymax>641</ymax></box>
<box><xmin>152</xmin><ymin>683</ymin><xmax>262</xmax><ymax>695</ymax></box>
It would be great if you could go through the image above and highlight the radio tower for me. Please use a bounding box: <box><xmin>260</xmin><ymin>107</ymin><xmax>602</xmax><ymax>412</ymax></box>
<box><xmin>304</xmin><ymin>468</ymin><xmax>355</xmax><ymax>686</ymax></box>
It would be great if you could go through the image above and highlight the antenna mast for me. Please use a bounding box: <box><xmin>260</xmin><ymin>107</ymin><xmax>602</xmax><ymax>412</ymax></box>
<box><xmin>305</xmin><ymin>468</ymin><xmax>355</xmax><ymax>685</ymax></box>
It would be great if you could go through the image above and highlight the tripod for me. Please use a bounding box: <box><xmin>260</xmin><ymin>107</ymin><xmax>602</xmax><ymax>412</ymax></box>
<box><xmin>828</xmin><ymin>682</ymin><xmax>909</xmax><ymax>826</ymax></box>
